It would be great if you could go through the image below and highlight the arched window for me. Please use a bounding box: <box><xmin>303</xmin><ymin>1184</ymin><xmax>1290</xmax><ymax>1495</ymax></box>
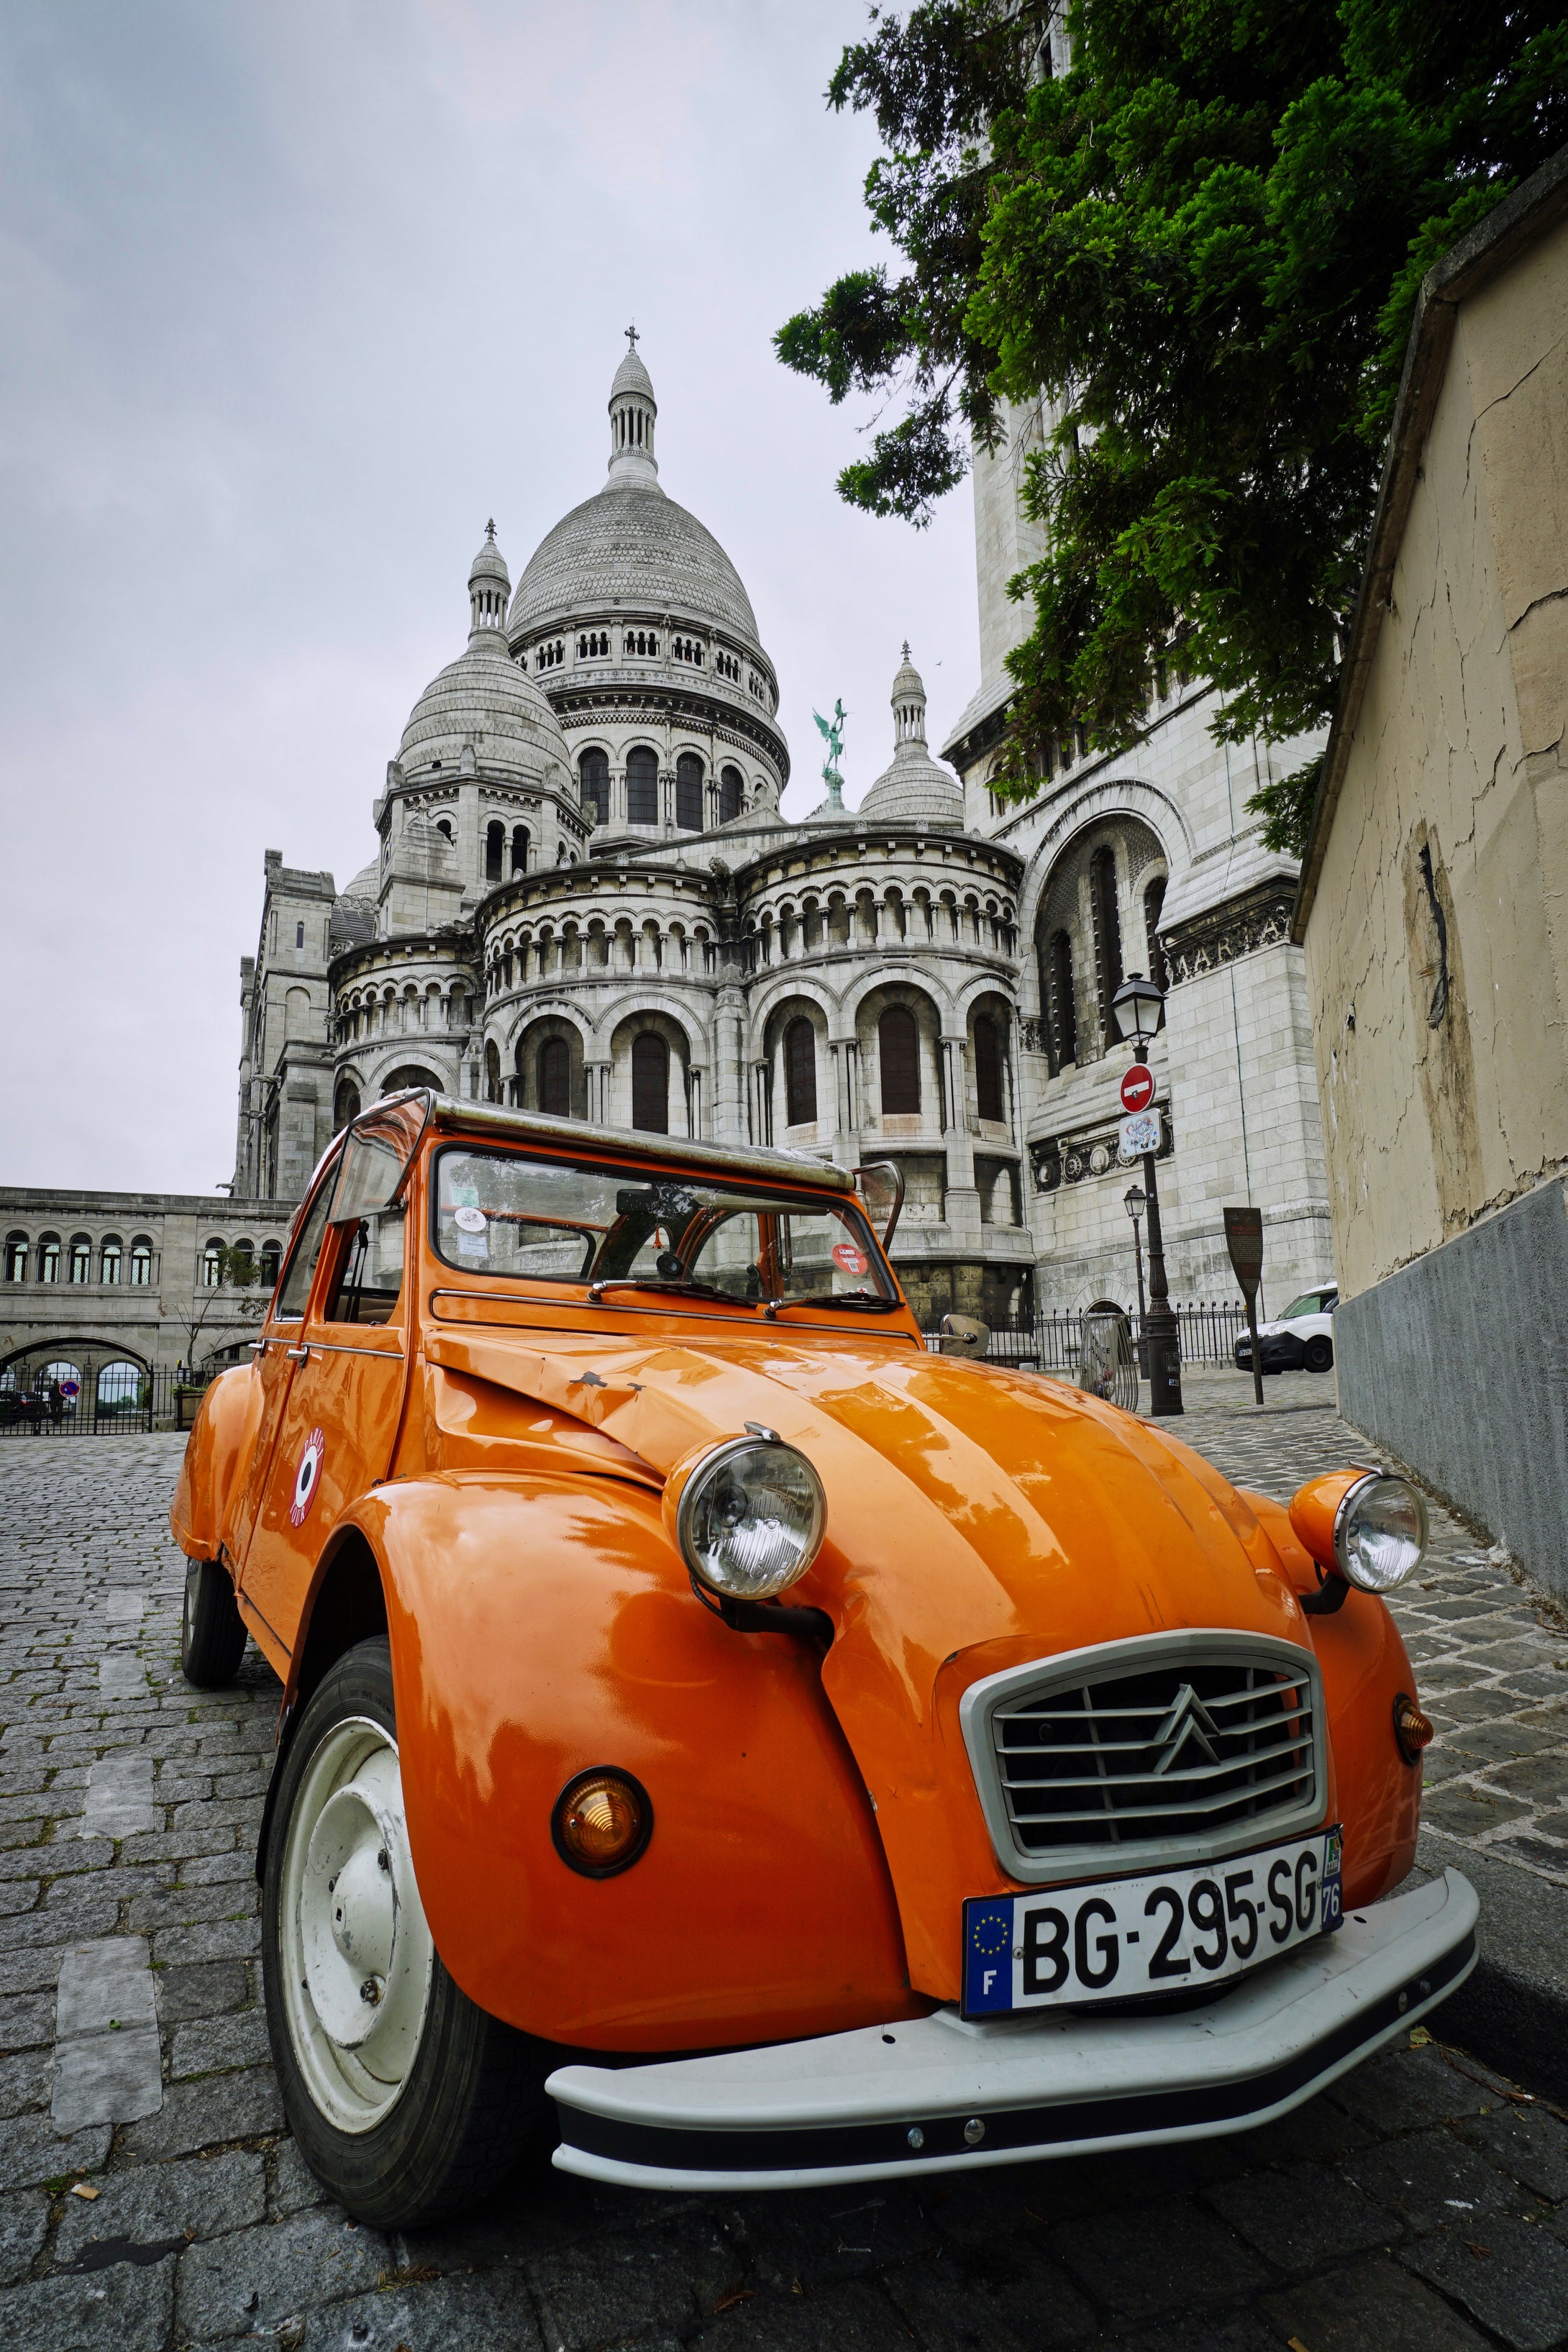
<box><xmin>203</xmin><ymin>1239</ymin><xmax>224</xmax><ymax>1288</ymax></box>
<box><xmin>485</xmin><ymin>821</ymin><xmax>505</xmax><ymax>883</ymax></box>
<box><xmin>1144</xmin><ymin>875</ymin><xmax>1168</xmax><ymax>991</ymax></box>
<box><xmin>435</xmin><ymin>817</ymin><xmax>454</xmax><ymax>843</ymax></box>
<box><xmin>484</xmin><ymin>1040</ymin><xmax>501</xmax><ymax>1103</ymax></box>
<box><xmin>333</xmin><ymin>1078</ymin><xmax>361</xmax><ymax>1133</ymax></box>
<box><xmin>974</xmin><ymin>1016</ymin><xmax>1005</xmax><ymax>1123</ymax></box>
<box><xmin>1090</xmin><ymin>844</ymin><xmax>1123</xmax><ymax>1037</ymax></box>
<box><xmin>1049</xmin><ymin>930</ymin><xmax>1077</xmax><ymax>1070</ymax></box>
<box><xmin>626</xmin><ymin>747</ymin><xmax>658</xmax><ymax>826</ymax></box>
<box><xmin>537</xmin><ymin>1036</ymin><xmax>571</xmax><ymax>1118</ymax></box>
<box><xmin>100</xmin><ymin>1236</ymin><xmax>122</xmax><ymax>1285</ymax></box>
<box><xmin>68</xmin><ymin>1236</ymin><xmax>91</xmax><ymax>1285</ymax></box>
<box><xmin>38</xmin><ymin>1235</ymin><xmax>60</xmax><ymax>1285</ymax></box>
<box><xmin>783</xmin><ymin>1017</ymin><xmax>817</xmax><ymax>1126</ymax></box>
<box><xmin>878</xmin><ymin>1006</ymin><xmax>921</xmax><ymax>1116</ymax></box>
<box><xmin>129</xmin><ymin>1237</ymin><xmax>153</xmax><ymax>1286</ymax></box>
<box><xmin>719</xmin><ymin>765</ymin><xmax>743</xmax><ymax>824</ymax></box>
<box><xmin>675</xmin><ymin>752</ymin><xmax>703</xmax><ymax>831</ymax></box>
<box><xmin>631</xmin><ymin>1032</ymin><xmax>670</xmax><ymax>1132</ymax></box>
<box><xmin>579</xmin><ymin>748</ymin><xmax>609</xmax><ymax>827</ymax></box>
<box><xmin>511</xmin><ymin>825</ymin><xmax>529</xmax><ymax>875</ymax></box>
<box><xmin>4</xmin><ymin>1234</ymin><xmax>27</xmax><ymax>1283</ymax></box>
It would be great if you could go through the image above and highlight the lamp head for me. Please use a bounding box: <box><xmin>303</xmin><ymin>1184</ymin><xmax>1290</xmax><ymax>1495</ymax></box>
<box><xmin>1123</xmin><ymin>1184</ymin><xmax>1146</xmax><ymax>1221</ymax></box>
<box><xmin>1112</xmin><ymin>970</ymin><xmax>1165</xmax><ymax>1050</ymax></box>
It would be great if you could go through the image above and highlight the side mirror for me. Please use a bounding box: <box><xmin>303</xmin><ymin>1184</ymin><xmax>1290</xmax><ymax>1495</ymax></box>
<box><xmin>939</xmin><ymin>1313</ymin><xmax>990</xmax><ymax>1360</ymax></box>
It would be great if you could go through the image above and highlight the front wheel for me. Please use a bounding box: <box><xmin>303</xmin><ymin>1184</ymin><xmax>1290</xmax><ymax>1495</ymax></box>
<box><xmin>1303</xmin><ymin>1336</ymin><xmax>1334</xmax><ymax>1374</ymax></box>
<box><xmin>181</xmin><ymin>1559</ymin><xmax>247</xmax><ymax>1687</ymax></box>
<box><xmin>261</xmin><ymin>1636</ymin><xmax>550</xmax><ymax>2228</ymax></box>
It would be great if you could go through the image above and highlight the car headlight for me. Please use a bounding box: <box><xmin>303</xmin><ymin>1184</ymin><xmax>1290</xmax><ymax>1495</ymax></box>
<box><xmin>1334</xmin><ymin>1472</ymin><xmax>1428</xmax><ymax>1592</ymax></box>
<box><xmin>675</xmin><ymin>1434</ymin><xmax>826</xmax><ymax>1601</ymax></box>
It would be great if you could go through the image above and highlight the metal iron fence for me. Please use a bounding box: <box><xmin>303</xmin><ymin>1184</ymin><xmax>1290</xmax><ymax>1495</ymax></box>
<box><xmin>0</xmin><ymin>1362</ymin><xmax>215</xmax><ymax>1438</ymax></box>
<box><xmin>925</xmin><ymin>1301</ymin><xmax>1249</xmax><ymax>1372</ymax></box>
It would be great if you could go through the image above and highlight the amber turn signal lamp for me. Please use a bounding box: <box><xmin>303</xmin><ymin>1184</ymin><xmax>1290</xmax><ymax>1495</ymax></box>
<box><xmin>551</xmin><ymin>1769</ymin><xmax>652</xmax><ymax>1878</ymax></box>
<box><xmin>1394</xmin><ymin>1693</ymin><xmax>1433</xmax><ymax>1766</ymax></box>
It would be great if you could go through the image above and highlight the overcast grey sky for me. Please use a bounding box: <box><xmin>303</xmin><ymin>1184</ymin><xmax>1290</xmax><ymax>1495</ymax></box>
<box><xmin>0</xmin><ymin>1</ymin><xmax>980</xmax><ymax>1194</ymax></box>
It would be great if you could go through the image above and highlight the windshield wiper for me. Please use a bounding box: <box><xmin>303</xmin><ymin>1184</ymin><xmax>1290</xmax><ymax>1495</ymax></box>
<box><xmin>586</xmin><ymin>1275</ymin><xmax>738</xmax><ymax>1305</ymax></box>
<box><xmin>762</xmin><ymin>1290</ymin><xmax>901</xmax><ymax>1316</ymax></box>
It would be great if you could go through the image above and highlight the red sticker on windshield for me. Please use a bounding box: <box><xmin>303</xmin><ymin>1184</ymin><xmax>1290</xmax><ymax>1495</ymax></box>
<box><xmin>832</xmin><ymin>1241</ymin><xmax>868</xmax><ymax>1276</ymax></box>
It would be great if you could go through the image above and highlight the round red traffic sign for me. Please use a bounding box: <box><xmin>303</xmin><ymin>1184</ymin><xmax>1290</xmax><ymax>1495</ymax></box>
<box><xmin>1120</xmin><ymin>1063</ymin><xmax>1156</xmax><ymax>1114</ymax></box>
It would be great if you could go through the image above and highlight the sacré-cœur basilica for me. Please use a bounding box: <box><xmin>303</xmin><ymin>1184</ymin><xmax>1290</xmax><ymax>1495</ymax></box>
<box><xmin>1</xmin><ymin>334</ymin><xmax>1333</xmax><ymax>1380</ymax></box>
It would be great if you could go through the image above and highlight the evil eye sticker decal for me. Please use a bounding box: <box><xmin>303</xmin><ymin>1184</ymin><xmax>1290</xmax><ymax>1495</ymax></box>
<box><xmin>831</xmin><ymin>1241</ymin><xmax>869</xmax><ymax>1276</ymax></box>
<box><xmin>290</xmin><ymin>1427</ymin><xmax>326</xmax><ymax>1527</ymax></box>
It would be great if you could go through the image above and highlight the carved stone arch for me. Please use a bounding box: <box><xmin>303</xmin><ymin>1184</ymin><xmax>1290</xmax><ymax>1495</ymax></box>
<box><xmin>1028</xmin><ymin>806</ymin><xmax>1171</xmax><ymax>1070</ymax></box>
<box><xmin>1013</xmin><ymin>778</ymin><xmax>1190</xmax><ymax>967</ymax></box>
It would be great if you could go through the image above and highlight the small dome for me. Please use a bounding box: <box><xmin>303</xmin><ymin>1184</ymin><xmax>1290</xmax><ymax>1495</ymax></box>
<box><xmin>610</xmin><ymin>344</ymin><xmax>655</xmax><ymax>405</ymax></box>
<box><xmin>857</xmin><ymin>642</ymin><xmax>963</xmax><ymax>825</ymax></box>
<box><xmin>468</xmin><ymin>520</ymin><xmax>510</xmax><ymax>588</ymax></box>
<box><xmin>341</xmin><ymin>858</ymin><xmax>380</xmax><ymax>901</ymax></box>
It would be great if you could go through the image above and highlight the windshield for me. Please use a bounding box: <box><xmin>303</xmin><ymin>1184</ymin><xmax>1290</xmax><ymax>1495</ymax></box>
<box><xmin>432</xmin><ymin>1147</ymin><xmax>896</xmax><ymax>1308</ymax></box>
<box><xmin>1282</xmin><ymin>1291</ymin><xmax>1330</xmax><ymax>1320</ymax></box>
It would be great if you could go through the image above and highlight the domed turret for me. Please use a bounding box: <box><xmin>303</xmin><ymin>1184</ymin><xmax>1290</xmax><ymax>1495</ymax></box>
<box><xmin>468</xmin><ymin>520</ymin><xmax>511</xmax><ymax>644</ymax></box>
<box><xmin>858</xmin><ymin>645</ymin><xmax>964</xmax><ymax>826</ymax></box>
<box><xmin>608</xmin><ymin>327</ymin><xmax>658</xmax><ymax>488</ymax></box>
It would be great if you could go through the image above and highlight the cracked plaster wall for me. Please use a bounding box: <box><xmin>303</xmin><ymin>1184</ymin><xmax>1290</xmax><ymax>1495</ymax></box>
<box><xmin>1304</xmin><ymin>213</ymin><xmax>1568</xmax><ymax>1303</ymax></box>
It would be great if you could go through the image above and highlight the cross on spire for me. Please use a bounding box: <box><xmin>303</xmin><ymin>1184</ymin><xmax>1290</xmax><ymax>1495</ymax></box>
<box><xmin>902</xmin><ymin>640</ymin><xmax>911</xmax><ymax>661</ymax></box>
<box><xmin>485</xmin><ymin>518</ymin><xmax>496</xmax><ymax>542</ymax></box>
<box><xmin>624</xmin><ymin>322</ymin><xmax>639</xmax><ymax>351</ymax></box>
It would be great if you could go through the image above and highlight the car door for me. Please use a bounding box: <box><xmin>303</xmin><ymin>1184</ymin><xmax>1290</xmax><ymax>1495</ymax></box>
<box><xmin>224</xmin><ymin>1160</ymin><xmax>342</xmax><ymax>1603</ymax></box>
<box><xmin>235</xmin><ymin>1097</ymin><xmax>425</xmax><ymax>1662</ymax></box>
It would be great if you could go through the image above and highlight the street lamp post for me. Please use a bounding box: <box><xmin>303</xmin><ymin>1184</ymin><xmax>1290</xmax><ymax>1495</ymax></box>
<box><xmin>1123</xmin><ymin>1182</ymin><xmax>1148</xmax><ymax>1369</ymax></box>
<box><xmin>1111</xmin><ymin>972</ymin><xmax>1183</xmax><ymax>1416</ymax></box>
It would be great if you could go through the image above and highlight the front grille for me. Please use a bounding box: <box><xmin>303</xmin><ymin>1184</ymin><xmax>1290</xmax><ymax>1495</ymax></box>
<box><xmin>961</xmin><ymin>1633</ymin><xmax>1324</xmax><ymax>1882</ymax></box>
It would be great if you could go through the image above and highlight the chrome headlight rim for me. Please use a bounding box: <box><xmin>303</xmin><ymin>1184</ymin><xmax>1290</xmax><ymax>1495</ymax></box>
<box><xmin>1332</xmin><ymin>1469</ymin><xmax>1428</xmax><ymax>1592</ymax></box>
<box><xmin>675</xmin><ymin>1433</ymin><xmax>826</xmax><ymax>1602</ymax></box>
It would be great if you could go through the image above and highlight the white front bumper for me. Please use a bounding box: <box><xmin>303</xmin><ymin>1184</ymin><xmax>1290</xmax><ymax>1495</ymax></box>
<box><xmin>548</xmin><ymin>1867</ymin><xmax>1477</xmax><ymax>2192</ymax></box>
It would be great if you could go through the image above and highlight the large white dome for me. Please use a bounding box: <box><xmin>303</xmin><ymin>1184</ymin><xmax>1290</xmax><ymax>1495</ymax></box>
<box><xmin>509</xmin><ymin>483</ymin><xmax>760</xmax><ymax>646</ymax></box>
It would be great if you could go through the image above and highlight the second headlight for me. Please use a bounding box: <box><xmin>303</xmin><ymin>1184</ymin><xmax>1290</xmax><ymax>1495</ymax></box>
<box><xmin>1334</xmin><ymin>1472</ymin><xmax>1428</xmax><ymax>1592</ymax></box>
<box><xmin>676</xmin><ymin>1435</ymin><xmax>826</xmax><ymax>1601</ymax></box>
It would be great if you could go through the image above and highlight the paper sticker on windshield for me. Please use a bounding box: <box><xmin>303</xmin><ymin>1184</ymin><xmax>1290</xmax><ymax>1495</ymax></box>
<box><xmin>452</xmin><ymin>1206</ymin><xmax>487</xmax><ymax>1234</ymax></box>
<box><xmin>832</xmin><ymin>1241</ymin><xmax>868</xmax><ymax>1277</ymax></box>
<box><xmin>290</xmin><ymin>1428</ymin><xmax>325</xmax><ymax>1528</ymax></box>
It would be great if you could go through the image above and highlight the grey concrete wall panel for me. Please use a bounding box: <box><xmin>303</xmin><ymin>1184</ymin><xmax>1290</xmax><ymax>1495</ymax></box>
<box><xmin>1337</xmin><ymin>1177</ymin><xmax>1568</xmax><ymax>1597</ymax></box>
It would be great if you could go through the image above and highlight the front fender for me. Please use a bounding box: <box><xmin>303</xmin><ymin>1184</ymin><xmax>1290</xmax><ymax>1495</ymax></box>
<box><xmin>1242</xmin><ymin>1490</ymin><xmax>1421</xmax><ymax>1905</ymax></box>
<box><xmin>348</xmin><ymin>1472</ymin><xmax>921</xmax><ymax>2054</ymax></box>
<box><xmin>170</xmin><ymin>1364</ymin><xmax>261</xmax><ymax>1562</ymax></box>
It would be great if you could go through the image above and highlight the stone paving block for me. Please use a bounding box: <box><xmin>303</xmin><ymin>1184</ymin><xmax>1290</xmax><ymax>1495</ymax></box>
<box><xmin>53</xmin><ymin>2146</ymin><xmax>266</xmax><ymax>2266</ymax></box>
<box><xmin>528</xmin><ymin>2213</ymin><xmax>738</xmax><ymax>2351</ymax></box>
<box><xmin>0</xmin><ymin>2248</ymin><xmax>176</xmax><ymax>2351</ymax></box>
<box><xmin>129</xmin><ymin>1882</ymin><xmax>257</xmax><ymax>1935</ymax></box>
<box><xmin>270</xmin><ymin>2136</ymin><xmax>331</xmax><ymax>2219</ymax></box>
<box><xmin>99</xmin><ymin>1655</ymin><xmax>147</xmax><ymax>1700</ymax></box>
<box><xmin>1044</xmin><ymin>2199</ymin><xmax>1270</xmax><ymax>2321</ymax></box>
<box><xmin>52</xmin><ymin>1937</ymin><xmax>163</xmax><ymax>2131</ymax></box>
<box><xmin>154</xmin><ymin>1959</ymin><xmax>251</xmax><ymax>2021</ymax></box>
<box><xmin>178</xmin><ymin>1848</ymin><xmax>257</xmax><ymax>1888</ymax></box>
<box><xmin>0</xmin><ymin>1896</ymin><xmax>120</xmax><ymax>1951</ymax></box>
<box><xmin>150</xmin><ymin>1914</ymin><xmax>260</xmax><ymax>1966</ymax></box>
<box><xmin>1205</xmin><ymin>2160</ymin><xmax>1398</xmax><ymax>2271</ymax></box>
<box><xmin>176</xmin><ymin>2205</ymin><xmax>390</xmax><ymax>2341</ymax></box>
<box><xmin>121</xmin><ymin>2064</ymin><xmax>284</xmax><ymax>2160</ymax></box>
<box><xmin>298</xmin><ymin>2262</ymin><xmax>547</xmax><ymax>2351</ymax></box>
<box><xmin>1096</xmin><ymin>2316</ymin><xmax>1282</xmax><ymax>2352</ymax></box>
<box><xmin>1401</xmin><ymin>2212</ymin><xmax>1568</xmax><ymax>2350</ymax></box>
<box><xmin>1422</xmin><ymin>1787</ymin><xmax>1533</xmax><ymax>1836</ymax></box>
<box><xmin>0</xmin><ymin>2187</ymin><xmax>49</xmax><ymax>2286</ymax></box>
<box><xmin>1344</xmin><ymin>2125</ymin><xmax>1534</xmax><ymax>2234</ymax></box>
<box><xmin>0</xmin><ymin>2111</ymin><xmax>111</xmax><ymax>2189</ymax></box>
<box><xmin>728</xmin><ymin>2181</ymin><xmax>937</xmax><ymax>2290</ymax></box>
<box><xmin>1261</xmin><ymin>2253</ymin><xmax>1492</xmax><ymax>2349</ymax></box>
<box><xmin>1455</xmin><ymin>2102</ymin><xmax>1568</xmax><ymax>2202</ymax></box>
<box><xmin>884</xmin><ymin>2239</ymin><xmax>1098</xmax><ymax>2348</ymax></box>
<box><xmin>685</xmin><ymin>2276</ymin><xmax>918</xmax><ymax>2352</ymax></box>
<box><xmin>1233</xmin><ymin>2089</ymin><xmax>1376</xmax><ymax>2170</ymax></box>
<box><xmin>169</xmin><ymin>2005</ymin><xmax>272</xmax><ymax>2077</ymax></box>
<box><xmin>1330</xmin><ymin>2046</ymin><xmax>1492</xmax><ymax>2135</ymax></box>
<box><xmin>0</xmin><ymin>1874</ymin><xmax>40</xmax><ymax>1915</ymax></box>
<box><xmin>0</xmin><ymin>2045</ymin><xmax>53</xmax><ymax>2113</ymax></box>
<box><xmin>0</xmin><ymin>1987</ymin><xmax>58</xmax><ymax>2047</ymax></box>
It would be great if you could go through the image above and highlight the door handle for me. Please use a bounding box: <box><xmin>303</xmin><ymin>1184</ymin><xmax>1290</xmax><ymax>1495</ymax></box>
<box><xmin>285</xmin><ymin>1346</ymin><xmax>309</xmax><ymax>1362</ymax></box>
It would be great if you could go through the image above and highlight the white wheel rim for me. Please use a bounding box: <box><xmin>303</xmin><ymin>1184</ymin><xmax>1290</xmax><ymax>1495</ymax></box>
<box><xmin>278</xmin><ymin>1714</ymin><xmax>434</xmax><ymax>2133</ymax></box>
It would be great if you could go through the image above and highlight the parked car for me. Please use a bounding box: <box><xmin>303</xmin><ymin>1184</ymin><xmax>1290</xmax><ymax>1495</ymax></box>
<box><xmin>1236</xmin><ymin>1285</ymin><xmax>1340</xmax><ymax>1375</ymax></box>
<box><xmin>0</xmin><ymin>1386</ymin><xmax>46</xmax><ymax>1430</ymax></box>
<box><xmin>172</xmin><ymin>1093</ymin><xmax>1472</xmax><ymax>2227</ymax></box>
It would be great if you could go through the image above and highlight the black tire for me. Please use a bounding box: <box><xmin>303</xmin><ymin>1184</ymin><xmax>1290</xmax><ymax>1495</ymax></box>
<box><xmin>1303</xmin><ymin>1336</ymin><xmax>1334</xmax><ymax>1374</ymax></box>
<box><xmin>261</xmin><ymin>1636</ymin><xmax>550</xmax><ymax>2228</ymax></box>
<box><xmin>181</xmin><ymin>1559</ymin><xmax>247</xmax><ymax>1687</ymax></box>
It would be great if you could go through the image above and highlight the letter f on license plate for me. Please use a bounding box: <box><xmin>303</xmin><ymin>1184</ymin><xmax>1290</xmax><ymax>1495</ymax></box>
<box><xmin>962</xmin><ymin>1828</ymin><xmax>1343</xmax><ymax>2016</ymax></box>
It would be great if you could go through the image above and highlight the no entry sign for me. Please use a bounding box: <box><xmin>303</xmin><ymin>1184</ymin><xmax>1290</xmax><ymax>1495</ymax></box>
<box><xmin>1120</xmin><ymin>1063</ymin><xmax>1156</xmax><ymax>1114</ymax></box>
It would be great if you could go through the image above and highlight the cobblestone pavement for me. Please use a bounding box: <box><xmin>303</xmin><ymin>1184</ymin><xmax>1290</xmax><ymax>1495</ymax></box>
<box><xmin>1</xmin><ymin>1431</ymin><xmax>1567</xmax><ymax>2352</ymax></box>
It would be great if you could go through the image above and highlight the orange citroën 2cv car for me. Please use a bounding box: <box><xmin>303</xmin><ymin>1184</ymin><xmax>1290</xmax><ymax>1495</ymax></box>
<box><xmin>171</xmin><ymin>1090</ymin><xmax>1477</xmax><ymax>2227</ymax></box>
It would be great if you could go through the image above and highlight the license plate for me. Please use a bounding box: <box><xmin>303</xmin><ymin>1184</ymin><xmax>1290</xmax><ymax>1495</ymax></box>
<box><xmin>962</xmin><ymin>1827</ymin><xmax>1343</xmax><ymax>2016</ymax></box>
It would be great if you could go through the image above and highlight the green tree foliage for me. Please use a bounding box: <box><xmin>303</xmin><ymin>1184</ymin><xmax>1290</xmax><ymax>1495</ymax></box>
<box><xmin>778</xmin><ymin>1</ymin><xmax>1567</xmax><ymax>852</ymax></box>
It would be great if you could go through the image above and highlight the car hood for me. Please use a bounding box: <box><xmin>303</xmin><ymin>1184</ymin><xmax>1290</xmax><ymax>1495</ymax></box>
<box><xmin>424</xmin><ymin>1323</ymin><xmax>1311</xmax><ymax>1991</ymax></box>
